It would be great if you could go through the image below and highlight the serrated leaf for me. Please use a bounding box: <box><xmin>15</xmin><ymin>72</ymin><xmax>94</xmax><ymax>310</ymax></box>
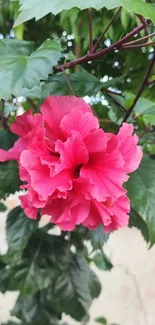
<box><xmin>0</xmin><ymin>39</ymin><xmax>62</xmax><ymax>99</ymax></box>
<box><xmin>126</xmin><ymin>158</ymin><xmax>155</xmax><ymax>246</ymax></box>
<box><xmin>6</xmin><ymin>206</ymin><xmax>38</xmax><ymax>262</ymax></box>
<box><xmin>13</xmin><ymin>0</ymin><xmax>155</xmax><ymax>26</ymax></box>
<box><xmin>53</xmin><ymin>255</ymin><xmax>101</xmax><ymax>321</ymax></box>
<box><xmin>93</xmin><ymin>252</ymin><xmax>113</xmax><ymax>271</ymax></box>
<box><xmin>8</xmin><ymin>232</ymin><xmax>72</xmax><ymax>294</ymax></box>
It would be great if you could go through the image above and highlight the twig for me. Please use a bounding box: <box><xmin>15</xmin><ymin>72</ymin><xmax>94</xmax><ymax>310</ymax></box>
<box><xmin>148</xmin><ymin>79</ymin><xmax>155</xmax><ymax>86</ymax></box>
<box><xmin>63</xmin><ymin>69</ymin><xmax>75</xmax><ymax>95</ymax></box>
<box><xmin>0</xmin><ymin>99</ymin><xmax>8</xmax><ymax>129</ymax></box>
<box><xmin>88</xmin><ymin>8</ymin><xmax>93</xmax><ymax>52</ymax></box>
<box><xmin>123</xmin><ymin>31</ymin><xmax>155</xmax><ymax>46</ymax></box>
<box><xmin>122</xmin><ymin>50</ymin><xmax>155</xmax><ymax>122</ymax></box>
<box><xmin>54</xmin><ymin>23</ymin><xmax>145</xmax><ymax>72</ymax></box>
<box><xmin>91</xmin><ymin>6</ymin><xmax>122</xmax><ymax>53</ymax></box>
<box><xmin>122</xmin><ymin>41</ymin><xmax>155</xmax><ymax>49</ymax></box>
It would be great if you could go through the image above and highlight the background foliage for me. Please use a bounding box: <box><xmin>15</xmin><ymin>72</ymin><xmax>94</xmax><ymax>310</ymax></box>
<box><xmin>0</xmin><ymin>0</ymin><xmax>155</xmax><ymax>324</ymax></box>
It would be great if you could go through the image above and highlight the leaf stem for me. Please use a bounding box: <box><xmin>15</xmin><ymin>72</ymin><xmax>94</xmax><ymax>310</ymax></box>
<box><xmin>88</xmin><ymin>8</ymin><xmax>93</xmax><ymax>52</ymax></box>
<box><xmin>91</xmin><ymin>6</ymin><xmax>122</xmax><ymax>53</ymax></box>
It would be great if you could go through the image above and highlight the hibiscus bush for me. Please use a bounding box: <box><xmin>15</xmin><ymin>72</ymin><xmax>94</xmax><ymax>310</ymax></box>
<box><xmin>0</xmin><ymin>1</ymin><xmax>155</xmax><ymax>324</ymax></box>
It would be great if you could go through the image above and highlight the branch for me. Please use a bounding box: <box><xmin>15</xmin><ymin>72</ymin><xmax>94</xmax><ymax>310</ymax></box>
<box><xmin>54</xmin><ymin>23</ymin><xmax>145</xmax><ymax>72</ymax></box>
<box><xmin>123</xmin><ymin>31</ymin><xmax>155</xmax><ymax>46</ymax></box>
<box><xmin>122</xmin><ymin>41</ymin><xmax>155</xmax><ymax>49</ymax></box>
<box><xmin>88</xmin><ymin>8</ymin><xmax>93</xmax><ymax>52</ymax></box>
<box><xmin>148</xmin><ymin>79</ymin><xmax>155</xmax><ymax>86</ymax></box>
<box><xmin>122</xmin><ymin>50</ymin><xmax>155</xmax><ymax>122</ymax></box>
<box><xmin>91</xmin><ymin>6</ymin><xmax>122</xmax><ymax>53</ymax></box>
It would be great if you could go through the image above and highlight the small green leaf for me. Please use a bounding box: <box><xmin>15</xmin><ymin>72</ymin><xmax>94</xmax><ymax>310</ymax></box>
<box><xmin>6</xmin><ymin>206</ymin><xmax>38</xmax><ymax>262</ymax></box>
<box><xmin>0</xmin><ymin>39</ymin><xmax>62</xmax><ymax>99</ymax></box>
<box><xmin>95</xmin><ymin>317</ymin><xmax>107</xmax><ymax>324</ymax></box>
<box><xmin>0</xmin><ymin>202</ymin><xmax>7</xmax><ymax>212</ymax></box>
<box><xmin>89</xmin><ymin>225</ymin><xmax>109</xmax><ymax>250</ymax></box>
<box><xmin>93</xmin><ymin>252</ymin><xmax>113</xmax><ymax>271</ymax></box>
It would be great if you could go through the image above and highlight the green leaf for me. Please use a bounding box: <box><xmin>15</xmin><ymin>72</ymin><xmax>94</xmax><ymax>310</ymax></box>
<box><xmin>129</xmin><ymin>208</ymin><xmax>149</xmax><ymax>243</ymax></box>
<box><xmin>42</xmin><ymin>70</ymin><xmax>102</xmax><ymax>98</ymax></box>
<box><xmin>93</xmin><ymin>252</ymin><xmax>113</xmax><ymax>271</ymax></box>
<box><xmin>53</xmin><ymin>255</ymin><xmax>101</xmax><ymax>321</ymax></box>
<box><xmin>95</xmin><ymin>317</ymin><xmax>107</xmax><ymax>325</ymax></box>
<box><xmin>8</xmin><ymin>232</ymin><xmax>72</xmax><ymax>295</ymax></box>
<box><xmin>0</xmin><ymin>202</ymin><xmax>7</xmax><ymax>212</ymax></box>
<box><xmin>0</xmin><ymin>129</ymin><xmax>18</xmax><ymax>150</ymax></box>
<box><xmin>12</xmin><ymin>292</ymin><xmax>60</xmax><ymax>325</ymax></box>
<box><xmin>0</xmin><ymin>39</ymin><xmax>62</xmax><ymax>99</ymax></box>
<box><xmin>6</xmin><ymin>206</ymin><xmax>38</xmax><ymax>262</ymax></box>
<box><xmin>14</xmin><ymin>0</ymin><xmax>155</xmax><ymax>26</ymax></box>
<box><xmin>89</xmin><ymin>225</ymin><xmax>109</xmax><ymax>250</ymax></box>
<box><xmin>126</xmin><ymin>158</ymin><xmax>155</xmax><ymax>246</ymax></box>
<box><xmin>134</xmin><ymin>97</ymin><xmax>155</xmax><ymax>116</ymax></box>
<box><xmin>0</xmin><ymin>161</ymin><xmax>20</xmax><ymax>199</ymax></box>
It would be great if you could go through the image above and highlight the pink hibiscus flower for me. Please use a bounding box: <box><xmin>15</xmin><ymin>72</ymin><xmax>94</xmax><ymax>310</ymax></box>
<box><xmin>0</xmin><ymin>96</ymin><xmax>142</xmax><ymax>232</ymax></box>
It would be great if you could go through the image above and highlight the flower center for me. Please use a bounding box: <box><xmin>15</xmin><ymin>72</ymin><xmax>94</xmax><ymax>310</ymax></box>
<box><xmin>74</xmin><ymin>164</ymin><xmax>83</xmax><ymax>179</ymax></box>
<box><xmin>102</xmin><ymin>198</ymin><xmax>113</xmax><ymax>208</ymax></box>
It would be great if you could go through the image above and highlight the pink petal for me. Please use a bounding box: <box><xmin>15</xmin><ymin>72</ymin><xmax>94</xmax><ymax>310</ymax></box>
<box><xmin>41</xmin><ymin>96</ymin><xmax>91</xmax><ymax>140</ymax></box>
<box><xmin>116</xmin><ymin>123</ymin><xmax>143</xmax><ymax>173</ymax></box>
<box><xmin>60</xmin><ymin>109</ymin><xmax>99</xmax><ymax>138</ymax></box>
<box><xmin>20</xmin><ymin>194</ymin><xmax>38</xmax><ymax>219</ymax></box>
<box><xmin>55</xmin><ymin>132</ymin><xmax>89</xmax><ymax>174</ymax></box>
<box><xmin>84</xmin><ymin>129</ymin><xmax>107</xmax><ymax>153</ymax></box>
<box><xmin>81</xmin><ymin>150</ymin><xmax>127</xmax><ymax>201</ymax></box>
<box><xmin>10</xmin><ymin>110</ymin><xmax>42</xmax><ymax>137</ymax></box>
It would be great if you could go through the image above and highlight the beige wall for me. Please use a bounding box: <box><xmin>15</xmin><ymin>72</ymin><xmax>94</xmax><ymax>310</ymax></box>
<box><xmin>0</xmin><ymin>195</ymin><xmax>155</xmax><ymax>325</ymax></box>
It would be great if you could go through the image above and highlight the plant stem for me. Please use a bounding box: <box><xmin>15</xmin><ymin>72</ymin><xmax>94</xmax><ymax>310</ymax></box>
<box><xmin>102</xmin><ymin>88</ymin><xmax>123</xmax><ymax>96</ymax></box>
<box><xmin>91</xmin><ymin>6</ymin><xmax>122</xmax><ymax>53</ymax></box>
<box><xmin>122</xmin><ymin>50</ymin><xmax>155</xmax><ymax>122</ymax></box>
<box><xmin>54</xmin><ymin>23</ymin><xmax>145</xmax><ymax>72</ymax></box>
<box><xmin>88</xmin><ymin>8</ymin><xmax>93</xmax><ymax>52</ymax></box>
<box><xmin>122</xmin><ymin>41</ymin><xmax>155</xmax><ymax>49</ymax></box>
<box><xmin>63</xmin><ymin>69</ymin><xmax>75</xmax><ymax>95</ymax></box>
<box><xmin>148</xmin><ymin>79</ymin><xmax>155</xmax><ymax>86</ymax></box>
